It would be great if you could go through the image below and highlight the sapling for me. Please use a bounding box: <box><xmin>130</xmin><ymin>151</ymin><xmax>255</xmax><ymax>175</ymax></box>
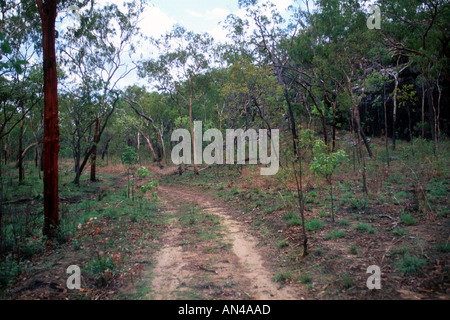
<box><xmin>137</xmin><ymin>166</ymin><xmax>159</xmax><ymax>208</ymax></box>
<box><xmin>121</xmin><ymin>147</ymin><xmax>138</xmax><ymax>199</ymax></box>
<box><xmin>310</xmin><ymin>140</ymin><xmax>347</xmax><ymax>223</ymax></box>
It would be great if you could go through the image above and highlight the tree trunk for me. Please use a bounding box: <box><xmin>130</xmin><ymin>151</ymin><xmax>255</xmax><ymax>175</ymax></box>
<box><xmin>137</xmin><ymin>132</ymin><xmax>140</xmax><ymax>163</ymax></box>
<box><xmin>90</xmin><ymin>117</ymin><xmax>99</xmax><ymax>182</ymax></box>
<box><xmin>421</xmin><ymin>79</ymin><xmax>426</xmax><ymax>138</ymax></box>
<box><xmin>292</xmin><ymin>155</ymin><xmax>307</xmax><ymax>256</ymax></box>
<box><xmin>37</xmin><ymin>0</ymin><xmax>60</xmax><ymax>239</ymax></box>
<box><xmin>436</xmin><ymin>73</ymin><xmax>442</xmax><ymax>149</ymax></box>
<box><xmin>18</xmin><ymin>102</ymin><xmax>25</xmax><ymax>183</ymax></box>
<box><xmin>392</xmin><ymin>73</ymin><xmax>399</xmax><ymax>151</ymax></box>
<box><xmin>158</xmin><ymin>127</ymin><xmax>166</xmax><ymax>165</ymax></box>
<box><xmin>143</xmin><ymin>133</ymin><xmax>159</xmax><ymax>163</ymax></box>
<box><xmin>353</xmin><ymin>109</ymin><xmax>368</xmax><ymax>194</ymax></box>
<box><xmin>15</xmin><ymin>142</ymin><xmax>39</xmax><ymax>169</ymax></box>
<box><xmin>383</xmin><ymin>75</ymin><xmax>389</xmax><ymax>167</ymax></box>
<box><xmin>101</xmin><ymin>135</ymin><xmax>112</xmax><ymax>161</ymax></box>
<box><xmin>189</xmin><ymin>102</ymin><xmax>198</xmax><ymax>175</ymax></box>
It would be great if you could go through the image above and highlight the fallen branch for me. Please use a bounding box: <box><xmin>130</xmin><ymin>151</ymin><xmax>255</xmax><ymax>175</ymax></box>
<box><xmin>197</xmin><ymin>265</ymin><xmax>218</xmax><ymax>274</ymax></box>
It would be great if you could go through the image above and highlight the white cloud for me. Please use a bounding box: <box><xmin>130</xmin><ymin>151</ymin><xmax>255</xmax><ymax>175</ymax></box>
<box><xmin>139</xmin><ymin>5</ymin><xmax>177</xmax><ymax>39</ymax></box>
<box><xmin>186</xmin><ymin>9</ymin><xmax>204</xmax><ymax>18</ymax></box>
<box><xmin>186</xmin><ymin>7</ymin><xmax>231</xmax><ymax>21</ymax></box>
<box><xmin>206</xmin><ymin>8</ymin><xmax>232</xmax><ymax>20</ymax></box>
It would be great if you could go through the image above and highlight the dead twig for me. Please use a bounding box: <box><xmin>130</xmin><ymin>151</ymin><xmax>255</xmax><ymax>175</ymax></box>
<box><xmin>197</xmin><ymin>265</ymin><xmax>218</xmax><ymax>274</ymax></box>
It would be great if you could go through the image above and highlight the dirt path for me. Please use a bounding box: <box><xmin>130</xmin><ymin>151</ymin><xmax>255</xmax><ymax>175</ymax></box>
<box><xmin>148</xmin><ymin>183</ymin><xmax>305</xmax><ymax>300</ymax></box>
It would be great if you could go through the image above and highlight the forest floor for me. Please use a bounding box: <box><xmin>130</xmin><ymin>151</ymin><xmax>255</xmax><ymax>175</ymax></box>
<box><xmin>0</xmin><ymin>139</ymin><xmax>449</xmax><ymax>300</ymax></box>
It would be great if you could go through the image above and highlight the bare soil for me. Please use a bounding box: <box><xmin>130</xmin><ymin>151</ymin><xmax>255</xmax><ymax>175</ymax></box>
<box><xmin>147</xmin><ymin>184</ymin><xmax>306</xmax><ymax>300</ymax></box>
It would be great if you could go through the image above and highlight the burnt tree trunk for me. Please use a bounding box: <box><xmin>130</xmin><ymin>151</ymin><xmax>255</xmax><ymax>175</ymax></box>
<box><xmin>37</xmin><ymin>0</ymin><xmax>60</xmax><ymax>239</ymax></box>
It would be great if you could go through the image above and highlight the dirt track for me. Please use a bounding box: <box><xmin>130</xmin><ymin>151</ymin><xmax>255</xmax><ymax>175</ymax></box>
<box><xmin>148</xmin><ymin>184</ymin><xmax>306</xmax><ymax>300</ymax></box>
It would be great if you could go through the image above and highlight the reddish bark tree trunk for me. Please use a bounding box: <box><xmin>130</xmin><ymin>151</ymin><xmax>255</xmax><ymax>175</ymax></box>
<box><xmin>37</xmin><ymin>0</ymin><xmax>60</xmax><ymax>239</ymax></box>
<box><xmin>90</xmin><ymin>117</ymin><xmax>99</xmax><ymax>182</ymax></box>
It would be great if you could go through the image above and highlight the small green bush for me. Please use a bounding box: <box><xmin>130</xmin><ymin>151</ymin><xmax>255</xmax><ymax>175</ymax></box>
<box><xmin>349</xmin><ymin>198</ymin><xmax>369</xmax><ymax>211</ymax></box>
<box><xmin>305</xmin><ymin>218</ymin><xmax>324</xmax><ymax>231</ymax></box>
<box><xmin>273</xmin><ymin>271</ymin><xmax>291</xmax><ymax>283</ymax></box>
<box><xmin>392</xmin><ymin>244</ymin><xmax>411</xmax><ymax>256</ymax></box>
<box><xmin>436</xmin><ymin>243</ymin><xmax>450</xmax><ymax>253</ymax></box>
<box><xmin>0</xmin><ymin>255</ymin><xmax>21</xmax><ymax>289</ymax></box>
<box><xmin>299</xmin><ymin>273</ymin><xmax>312</xmax><ymax>284</ymax></box>
<box><xmin>284</xmin><ymin>211</ymin><xmax>302</xmax><ymax>227</ymax></box>
<box><xmin>276</xmin><ymin>239</ymin><xmax>288</xmax><ymax>248</ymax></box>
<box><xmin>324</xmin><ymin>230</ymin><xmax>346</xmax><ymax>240</ymax></box>
<box><xmin>349</xmin><ymin>244</ymin><xmax>358</xmax><ymax>255</ymax></box>
<box><xmin>396</xmin><ymin>255</ymin><xmax>426</xmax><ymax>274</ymax></box>
<box><xmin>391</xmin><ymin>228</ymin><xmax>409</xmax><ymax>236</ymax></box>
<box><xmin>340</xmin><ymin>274</ymin><xmax>354</xmax><ymax>289</ymax></box>
<box><xmin>337</xmin><ymin>219</ymin><xmax>350</xmax><ymax>226</ymax></box>
<box><xmin>400</xmin><ymin>214</ymin><xmax>417</xmax><ymax>225</ymax></box>
<box><xmin>353</xmin><ymin>223</ymin><xmax>375</xmax><ymax>234</ymax></box>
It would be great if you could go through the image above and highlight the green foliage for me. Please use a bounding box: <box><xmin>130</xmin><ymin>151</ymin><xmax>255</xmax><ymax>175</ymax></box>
<box><xmin>339</xmin><ymin>274</ymin><xmax>354</xmax><ymax>289</ymax></box>
<box><xmin>299</xmin><ymin>273</ymin><xmax>312</xmax><ymax>284</ymax></box>
<box><xmin>353</xmin><ymin>223</ymin><xmax>375</xmax><ymax>234</ymax></box>
<box><xmin>391</xmin><ymin>228</ymin><xmax>409</xmax><ymax>236</ymax></box>
<box><xmin>349</xmin><ymin>198</ymin><xmax>369</xmax><ymax>211</ymax></box>
<box><xmin>276</xmin><ymin>239</ymin><xmax>289</xmax><ymax>248</ymax></box>
<box><xmin>396</xmin><ymin>255</ymin><xmax>426</xmax><ymax>274</ymax></box>
<box><xmin>392</xmin><ymin>244</ymin><xmax>411</xmax><ymax>256</ymax></box>
<box><xmin>310</xmin><ymin>140</ymin><xmax>347</xmax><ymax>180</ymax></box>
<box><xmin>86</xmin><ymin>255</ymin><xmax>118</xmax><ymax>287</ymax></box>
<box><xmin>324</xmin><ymin>229</ymin><xmax>346</xmax><ymax>240</ymax></box>
<box><xmin>337</xmin><ymin>219</ymin><xmax>350</xmax><ymax>226</ymax></box>
<box><xmin>284</xmin><ymin>211</ymin><xmax>302</xmax><ymax>227</ymax></box>
<box><xmin>0</xmin><ymin>255</ymin><xmax>21</xmax><ymax>289</ymax></box>
<box><xmin>400</xmin><ymin>214</ymin><xmax>418</xmax><ymax>226</ymax></box>
<box><xmin>273</xmin><ymin>271</ymin><xmax>292</xmax><ymax>283</ymax></box>
<box><xmin>305</xmin><ymin>218</ymin><xmax>324</xmax><ymax>232</ymax></box>
<box><xmin>435</xmin><ymin>243</ymin><xmax>450</xmax><ymax>253</ymax></box>
<box><xmin>121</xmin><ymin>147</ymin><xmax>138</xmax><ymax>166</ymax></box>
<box><xmin>349</xmin><ymin>245</ymin><xmax>358</xmax><ymax>255</ymax></box>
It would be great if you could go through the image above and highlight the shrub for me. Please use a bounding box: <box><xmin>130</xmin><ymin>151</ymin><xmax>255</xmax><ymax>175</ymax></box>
<box><xmin>273</xmin><ymin>271</ymin><xmax>291</xmax><ymax>283</ymax></box>
<box><xmin>19</xmin><ymin>239</ymin><xmax>44</xmax><ymax>258</ymax></box>
<box><xmin>284</xmin><ymin>211</ymin><xmax>302</xmax><ymax>227</ymax></box>
<box><xmin>349</xmin><ymin>198</ymin><xmax>369</xmax><ymax>211</ymax></box>
<box><xmin>396</xmin><ymin>255</ymin><xmax>426</xmax><ymax>274</ymax></box>
<box><xmin>299</xmin><ymin>273</ymin><xmax>312</xmax><ymax>284</ymax></box>
<box><xmin>340</xmin><ymin>274</ymin><xmax>354</xmax><ymax>289</ymax></box>
<box><xmin>400</xmin><ymin>214</ymin><xmax>417</xmax><ymax>225</ymax></box>
<box><xmin>353</xmin><ymin>223</ymin><xmax>375</xmax><ymax>234</ymax></box>
<box><xmin>276</xmin><ymin>239</ymin><xmax>288</xmax><ymax>248</ymax></box>
<box><xmin>436</xmin><ymin>243</ymin><xmax>450</xmax><ymax>253</ymax></box>
<box><xmin>337</xmin><ymin>219</ymin><xmax>350</xmax><ymax>226</ymax></box>
<box><xmin>324</xmin><ymin>229</ymin><xmax>346</xmax><ymax>240</ymax></box>
<box><xmin>391</xmin><ymin>228</ymin><xmax>409</xmax><ymax>236</ymax></box>
<box><xmin>305</xmin><ymin>218</ymin><xmax>324</xmax><ymax>231</ymax></box>
<box><xmin>392</xmin><ymin>244</ymin><xmax>411</xmax><ymax>256</ymax></box>
<box><xmin>0</xmin><ymin>254</ymin><xmax>21</xmax><ymax>289</ymax></box>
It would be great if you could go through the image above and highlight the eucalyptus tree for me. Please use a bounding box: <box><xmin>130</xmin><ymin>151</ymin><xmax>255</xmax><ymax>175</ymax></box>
<box><xmin>220</xmin><ymin>57</ymin><xmax>283</xmax><ymax>134</ymax></box>
<box><xmin>60</xmin><ymin>0</ymin><xmax>145</xmax><ymax>184</ymax></box>
<box><xmin>123</xmin><ymin>85</ymin><xmax>173</xmax><ymax>165</ymax></box>
<box><xmin>0</xmin><ymin>0</ymin><xmax>61</xmax><ymax>237</ymax></box>
<box><xmin>376</xmin><ymin>0</ymin><xmax>449</xmax><ymax>150</ymax></box>
<box><xmin>140</xmin><ymin>26</ymin><xmax>215</xmax><ymax>175</ymax></box>
<box><xmin>226</xmin><ymin>0</ymin><xmax>301</xmax><ymax>155</ymax></box>
<box><xmin>0</xmin><ymin>1</ymin><xmax>42</xmax><ymax>179</ymax></box>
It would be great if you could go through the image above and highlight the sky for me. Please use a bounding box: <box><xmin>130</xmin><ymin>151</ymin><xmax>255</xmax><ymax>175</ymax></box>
<box><xmin>59</xmin><ymin>0</ymin><xmax>298</xmax><ymax>89</ymax></box>
<box><xmin>130</xmin><ymin>0</ymin><xmax>295</xmax><ymax>87</ymax></box>
<box><xmin>139</xmin><ymin>0</ymin><xmax>293</xmax><ymax>41</ymax></box>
